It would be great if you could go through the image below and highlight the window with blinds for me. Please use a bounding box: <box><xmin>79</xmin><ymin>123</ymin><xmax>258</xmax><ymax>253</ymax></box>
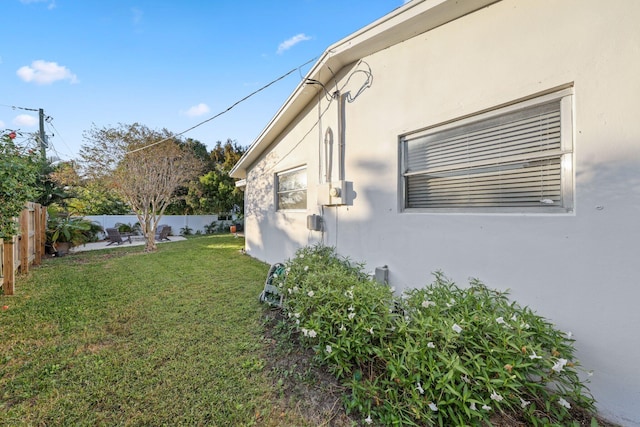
<box><xmin>401</xmin><ymin>90</ymin><xmax>573</xmax><ymax>212</ymax></box>
<box><xmin>276</xmin><ymin>166</ymin><xmax>307</xmax><ymax>210</ymax></box>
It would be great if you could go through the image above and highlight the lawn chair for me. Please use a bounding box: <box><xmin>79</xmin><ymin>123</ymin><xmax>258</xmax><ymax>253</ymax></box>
<box><xmin>105</xmin><ymin>228</ymin><xmax>132</xmax><ymax>246</ymax></box>
<box><xmin>155</xmin><ymin>225</ymin><xmax>171</xmax><ymax>242</ymax></box>
<box><xmin>259</xmin><ymin>263</ymin><xmax>286</xmax><ymax>307</ymax></box>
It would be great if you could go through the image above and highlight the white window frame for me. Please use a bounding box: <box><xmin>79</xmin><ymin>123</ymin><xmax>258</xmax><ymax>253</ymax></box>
<box><xmin>276</xmin><ymin>166</ymin><xmax>307</xmax><ymax>211</ymax></box>
<box><xmin>400</xmin><ymin>89</ymin><xmax>574</xmax><ymax>213</ymax></box>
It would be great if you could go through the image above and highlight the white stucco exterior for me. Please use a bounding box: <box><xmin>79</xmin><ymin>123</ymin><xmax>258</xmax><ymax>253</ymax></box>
<box><xmin>231</xmin><ymin>0</ymin><xmax>640</xmax><ymax>424</ymax></box>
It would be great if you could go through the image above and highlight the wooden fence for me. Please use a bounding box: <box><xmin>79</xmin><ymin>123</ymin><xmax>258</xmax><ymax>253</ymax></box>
<box><xmin>1</xmin><ymin>202</ymin><xmax>46</xmax><ymax>295</ymax></box>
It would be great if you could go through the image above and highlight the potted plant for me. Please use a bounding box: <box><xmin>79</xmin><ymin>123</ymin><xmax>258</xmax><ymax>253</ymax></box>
<box><xmin>46</xmin><ymin>216</ymin><xmax>100</xmax><ymax>255</ymax></box>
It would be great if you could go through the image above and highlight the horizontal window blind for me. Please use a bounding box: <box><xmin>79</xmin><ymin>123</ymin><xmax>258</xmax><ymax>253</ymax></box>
<box><xmin>403</xmin><ymin>97</ymin><xmax>571</xmax><ymax>210</ymax></box>
<box><xmin>277</xmin><ymin>167</ymin><xmax>307</xmax><ymax>210</ymax></box>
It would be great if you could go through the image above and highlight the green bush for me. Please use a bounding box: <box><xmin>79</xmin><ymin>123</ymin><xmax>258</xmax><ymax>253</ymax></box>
<box><xmin>273</xmin><ymin>245</ymin><xmax>595</xmax><ymax>426</ymax></box>
<box><xmin>115</xmin><ymin>222</ymin><xmax>141</xmax><ymax>235</ymax></box>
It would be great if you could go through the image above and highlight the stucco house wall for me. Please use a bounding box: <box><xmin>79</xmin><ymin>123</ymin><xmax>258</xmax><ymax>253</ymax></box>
<box><xmin>233</xmin><ymin>0</ymin><xmax>640</xmax><ymax>424</ymax></box>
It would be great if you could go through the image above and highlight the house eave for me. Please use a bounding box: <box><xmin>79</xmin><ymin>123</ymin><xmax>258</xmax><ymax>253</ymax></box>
<box><xmin>230</xmin><ymin>0</ymin><xmax>501</xmax><ymax>179</ymax></box>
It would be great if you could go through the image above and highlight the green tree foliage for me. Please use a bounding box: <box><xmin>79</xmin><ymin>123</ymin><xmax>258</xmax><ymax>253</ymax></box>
<box><xmin>163</xmin><ymin>138</ymin><xmax>210</xmax><ymax>215</ymax></box>
<box><xmin>42</xmin><ymin>160</ymin><xmax>129</xmax><ymax>216</ymax></box>
<box><xmin>0</xmin><ymin>131</ymin><xmax>41</xmax><ymax>240</ymax></box>
<box><xmin>67</xmin><ymin>181</ymin><xmax>130</xmax><ymax>215</ymax></box>
<box><xmin>185</xmin><ymin>139</ymin><xmax>245</xmax><ymax>215</ymax></box>
<box><xmin>34</xmin><ymin>159</ymin><xmax>70</xmax><ymax>207</ymax></box>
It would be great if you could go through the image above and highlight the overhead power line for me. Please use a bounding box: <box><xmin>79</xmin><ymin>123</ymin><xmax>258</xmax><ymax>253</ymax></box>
<box><xmin>0</xmin><ymin>103</ymin><xmax>40</xmax><ymax>113</ymax></box>
<box><xmin>127</xmin><ymin>57</ymin><xmax>317</xmax><ymax>155</ymax></box>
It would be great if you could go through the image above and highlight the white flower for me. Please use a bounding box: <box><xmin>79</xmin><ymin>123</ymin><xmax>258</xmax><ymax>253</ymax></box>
<box><xmin>521</xmin><ymin>322</ymin><xmax>530</xmax><ymax>329</ymax></box>
<box><xmin>529</xmin><ymin>351</ymin><xmax>542</xmax><ymax>360</ymax></box>
<box><xmin>558</xmin><ymin>397</ymin><xmax>571</xmax><ymax>409</ymax></box>
<box><xmin>325</xmin><ymin>345</ymin><xmax>332</xmax><ymax>354</ymax></box>
<box><xmin>287</xmin><ymin>288</ymin><xmax>293</xmax><ymax>294</ymax></box>
<box><xmin>552</xmin><ymin>358</ymin><xmax>568</xmax><ymax>373</ymax></box>
<box><xmin>308</xmin><ymin>329</ymin><xmax>317</xmax><ymax>338</ymax></box>
<box><xmin>495</xmin><ymin>317</ymin><xmax>505</xmax><ymax>325</ymax></box>
<box><xmin>511</xmin><ymin>313</ymin><xmax>518</xmax><ymax>321</ymax></box>
<box><xmin>520</xmin><ymin>398</ymin><xmax>531</xmax><ymax>408</ymax></box>
<box><xmin>421</xmin><ymin>300</ymin><xmax>435</xmax><ymax>308</ymax></box>
<box><xmin>490</xmin><ymin>391</ymin><xmax>504</xmax><ymax>402</ymax></box>
<box><xmin>300</xmin><ymin>328</ymin><xmax>308</xmax><ymax>336</ymax></box>
<box><xmin>368</xmin><ymin>327</ymin><xmax>374</xmax><ymax>335</ymax></box>
<box><xmin>303</xmin><ymin>265</ymin><xmax>309</xmax><ymax>271</ymax></box>
<box><xmin>299</xmin><ymin>254</ymin><xmax>305</xmax><ymax>259</ymax></box>
<box><xmin>428</xmin><ymin>402</ymin><xmax>438</xmax><ymax>411</ymax></box>
<box><xmin>427</xmin><ymin>342</ymin><xmax>435</xmax><ymax>348</ymax></box>
<box><xmin>345</xmin><ymin>290</ymin><xmax>354</xmax><ymax>299</ymax></box>
<box><xmin>482</xmin><ymin>404</ymin><xmax>492</xmax><ymax>411</ymax></box>
<box><xmin>286</xmin><ymin>267</ymin><xmax>291</xmax><ymax>272</ymax></box>
<box><xmin>348</xmin><ymin>312</ymin><xmax>356</xmax><ymax>320</ymax></box>
<box><xmin>469</xmin><ymin>402</ymin><xmax>477</xmax><ymax>411</ymax></box>
<box><xmin>273</xmin><ymin>273</ymin><xmax>278</xmax><ymax>278</ymax></box>
<box><xmin>339</xmin><ymin>323</ymin><xmax>346</xmax><ymax>331</ymax></box>
<box><xmin>295</xmin><ymin>319</ymin><xmax>300</xmax><ymax>325</ymax></box>
<box><xmin>348</xmin><ymin>305</ymin><xmax>355</xmax><ymax>312</ymax></box>
<box><xmin>364</xmin><ymin>415</ymin><xmax>373</xmax><ymax>424</ymax></box>
<box><xmin>287</xmin><ymin>312</ymin><xmax>292</xmax><ymax>318</ymax></box>
<box><xmin>416</xmin><ymin>382</ymin><xmax>425</xmax><ymax>394</ymax></box>
<box><xmin>294</xmin><ymin>312</ymin><xmax>300</xmax><ymax>318</ymax></box>
<box><xmin>452</xmin><ymin>323</ymin><xmax>462</xmax><ymax>333</ymax></box>
<box><xmin>293</xmin><ymin>286</ymin><xmax>299</xmax><ymax>293</ymax></box>
<box><xmin>307</xmin><ymin>290</ymin><xmax>314</xmax><ymax>297</ymax></box>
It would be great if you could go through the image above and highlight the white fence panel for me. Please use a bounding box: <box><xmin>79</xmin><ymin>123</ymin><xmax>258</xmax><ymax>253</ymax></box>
<box><xmin>84</xmin><ymin>215</ymin><xmax>230</xmax><ymax>235</ymax></box>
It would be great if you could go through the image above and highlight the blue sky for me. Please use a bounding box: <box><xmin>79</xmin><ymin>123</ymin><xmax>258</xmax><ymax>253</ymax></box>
<box><xmin>1</xmin><ymin>0</ymin><xmax>405</xmax><ymax>161</ymax></box>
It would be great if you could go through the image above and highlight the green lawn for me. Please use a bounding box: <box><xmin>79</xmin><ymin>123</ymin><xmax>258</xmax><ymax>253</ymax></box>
<box><xmin>0</xmin><ymin>235</ymin><xmax>309</xmax><ymax>426</ymax></box>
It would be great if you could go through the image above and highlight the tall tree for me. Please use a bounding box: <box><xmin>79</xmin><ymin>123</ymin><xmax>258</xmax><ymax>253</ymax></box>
<box><xmin>164</xmin><ymin>138</ymin><xmax>210</xmax><ymax>215</ymax></box>
<box><xmin>186</xmin><ymin>139</ymin><xmax>245</xmax><ymax>215</ymax></box>
<box><xmin>0</xmin><ymin>130</ymin><xmax>41</xmax><ymax>240</ymax></box>
<box><xmin>80</xmin><ymin>123</ymin><xmax>202</xmax><ymax>251</ymax></box>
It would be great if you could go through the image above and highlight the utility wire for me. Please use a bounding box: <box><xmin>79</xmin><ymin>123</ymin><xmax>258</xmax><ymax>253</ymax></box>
<box><xmin>46</xmin><ymin>120</ymin><xmax>75</xmax><ymax>160</ymax></box>
<box><xmin>126</xmin><ymin>57</ymin><xmax>317</xmax><ymax>155</ymax></box>
<box><xmin>0</xmin><ymin>103</ymin><xmax>39</xmax><ymax>112</ymax></box>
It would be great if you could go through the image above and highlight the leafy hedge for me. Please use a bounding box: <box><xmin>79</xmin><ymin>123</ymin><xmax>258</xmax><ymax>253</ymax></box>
<box><xmin>273</xmin><ymin>244</ymin><xmax>595</xmax><ymax>426</ymax></box>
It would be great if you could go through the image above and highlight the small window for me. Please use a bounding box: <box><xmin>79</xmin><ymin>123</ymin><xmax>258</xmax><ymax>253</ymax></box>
<box><xmin>401</xmin><ymin>89</ymin><xmax>573</xmax><ymax>213</ymax></box>
<box><xmin>276</xmin><ymin>166</ymin><xmax>307</xmax><ymax>210</ymax></box>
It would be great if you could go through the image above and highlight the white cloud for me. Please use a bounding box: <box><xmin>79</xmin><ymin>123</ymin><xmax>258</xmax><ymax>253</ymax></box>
<box><xmin>182</xmin><ymin>103</ymin><xmax>210</xmax><ymax>117</ymax></box>
<box><xmin>16</xmin><ymin>60</ymin><xmax>78</xmax><ymax>85</ymax></box>
<box><xmin>13</xmin><ymin>114</ymin><xmax>38</xmax><ymax>127</ymax></box>
<box><xmin>277</xmin><ymin>33</ymin><xmax>312</xmax><ymax>54</ymax></box>
<box><xmin>131</xmin><ymin>8</ymin><xmax>143</xmax><ymax>25</ymax></box>
<box><xmin>20</xmin><ymin>0</ymin><xmax>56</xmax><ymax>9</ymax></box>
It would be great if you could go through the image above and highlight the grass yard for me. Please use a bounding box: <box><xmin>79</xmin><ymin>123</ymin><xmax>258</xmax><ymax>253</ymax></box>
<box><xmin>0</xmin><ymin>235</ymin><xmax>319</xmax><ymax>426</ymax></box>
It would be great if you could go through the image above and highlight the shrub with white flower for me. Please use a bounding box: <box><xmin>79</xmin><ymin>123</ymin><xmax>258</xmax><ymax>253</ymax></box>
<box><xmin>272</xmin><ymin>245</ymin><xmax>595</xmax><ymax>426</ymax></box>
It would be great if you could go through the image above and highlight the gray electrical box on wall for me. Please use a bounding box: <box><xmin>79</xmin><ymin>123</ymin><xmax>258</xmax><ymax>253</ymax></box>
<box><xmin>374</xmin><ymin>265</ymin><xmax>389</xmax><ymax>285</ymax></box>
<box><xmin>307</xmin><ymin>214</ymin><xmax>322</xmax><ymax>231</ymax></box>
<box><xmin>318</xmin><ymin>180</ymin><xmax>354</xmax><ymax>206</ymax></box>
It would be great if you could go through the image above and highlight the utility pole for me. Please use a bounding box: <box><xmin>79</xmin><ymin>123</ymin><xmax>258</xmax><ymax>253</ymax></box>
<box><xmin>38</xmin><ymin>108</ymin><xmax>47</xmax><ymax>159</ymax></box>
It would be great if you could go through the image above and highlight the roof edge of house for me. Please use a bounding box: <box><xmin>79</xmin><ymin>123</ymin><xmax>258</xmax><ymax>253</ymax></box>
<box><xmin>230</xmin><ymin>0</ymin><xmax>501</xmax><ymax>179</ymax></box>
